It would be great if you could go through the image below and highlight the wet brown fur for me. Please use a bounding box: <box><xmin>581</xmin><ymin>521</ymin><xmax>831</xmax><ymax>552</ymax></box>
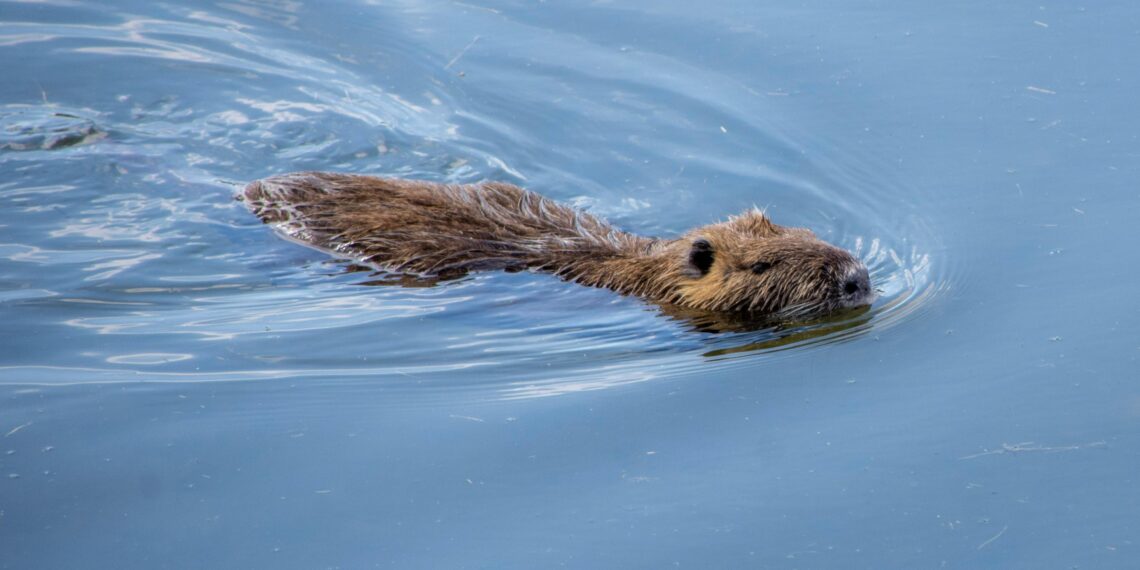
<box><xmin>243</xmin><ymin>171</ymin><xmax>872</xmax><ymax>317</ymax></box>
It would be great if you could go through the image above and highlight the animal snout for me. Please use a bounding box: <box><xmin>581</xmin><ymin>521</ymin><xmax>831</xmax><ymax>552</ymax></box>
<box><xmin>841</xmin><ymin>265</ymin><xmax>874</xmax><ymax>306</ymax></box>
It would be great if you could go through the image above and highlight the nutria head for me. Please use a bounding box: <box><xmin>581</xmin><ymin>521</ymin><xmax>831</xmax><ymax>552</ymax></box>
<box><xmin>670</xmin><ymin>210</ymin><xmax>873</xmax><ymax>317</ymax></box>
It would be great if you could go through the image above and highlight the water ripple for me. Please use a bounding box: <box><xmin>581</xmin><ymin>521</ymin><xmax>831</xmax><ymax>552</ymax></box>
<box><xmin>0</xmin><ymin>1</ymin><xmax>949</xmax><ymax>401</ymax></box>
<box><xmin>0</xmin><ymin>105</ymin><xmax>105</xmax><ymax>151</ymax></box>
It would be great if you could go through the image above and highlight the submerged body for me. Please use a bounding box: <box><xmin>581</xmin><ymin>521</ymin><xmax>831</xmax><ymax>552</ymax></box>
<box><xmin>244</xmin><ymin>172</ymin><xmax>873</xmax><ymax>318</ymax></box>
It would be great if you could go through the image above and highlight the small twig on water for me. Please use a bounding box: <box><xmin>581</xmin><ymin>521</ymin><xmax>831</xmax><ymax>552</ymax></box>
<box><xmin>5</xmin><ymin>422</ymin><xmax>32</xmax><ymax>438</ymax></box>
<box><xmin>445</xmin><ymin>36</ymin><xmax>481</xmax><ymax>70</ymax></box>
<box><xmin>977</xmin><ymin>525</ymin><xmax>1008</xmax><ymax>550</ymax></box>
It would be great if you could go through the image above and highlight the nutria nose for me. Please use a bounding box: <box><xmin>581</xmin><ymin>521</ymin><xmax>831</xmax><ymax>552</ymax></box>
<box><xmin>841</xmin><ymin>266</ymin><xmax>873</xmax><ymax>305</ymax></box>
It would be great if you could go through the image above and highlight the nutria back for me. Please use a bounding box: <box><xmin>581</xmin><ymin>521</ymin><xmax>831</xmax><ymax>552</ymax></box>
<box><xmin>244</xmin><ymin>172</ymin><xmax>874</xmax><ymax>317</ymax></box>
<box><xmin>244</xmin><ymin>171</ymin><xmax>649</xmax><ymax>278</ymax></box>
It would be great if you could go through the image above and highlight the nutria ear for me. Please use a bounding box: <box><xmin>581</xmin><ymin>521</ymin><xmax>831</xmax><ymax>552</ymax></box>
<box><xmin>688</xmin><ymin>238</ymin><xmax>715</xmax><ymax>276</ymax></box>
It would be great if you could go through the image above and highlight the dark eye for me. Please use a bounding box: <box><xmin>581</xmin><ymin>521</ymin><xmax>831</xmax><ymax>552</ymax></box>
<box><xmin>688</xmin><ymin>238</ymin><xmax>715</xmax><ymax>276</ymax></box>
<box><xmin>750</xmin><ymin>261</ymin><xmax>772</xmax><ymax>275</ymax></box>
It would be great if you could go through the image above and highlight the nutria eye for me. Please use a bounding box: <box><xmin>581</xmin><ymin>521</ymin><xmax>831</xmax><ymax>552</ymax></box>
<box><xmin>750</xmin><ymin>261</ymin><xmax>772</xmax><ymax>275</ymax></box>
<box><xmin>688</xmin><ymin>238</ymin><xmax>715</xmax><ymax>276</ymax></box>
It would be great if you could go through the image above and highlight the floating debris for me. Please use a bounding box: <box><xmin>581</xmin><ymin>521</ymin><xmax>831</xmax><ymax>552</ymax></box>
<box><xmin>960</xmin><ymin>440</ymin><xmax>1106</xmax><ymax>459</ymax></box>
<box><xmin>1026</xmin><ymin>86</ymin><xmax>1056</xmax><ymax>95</ymax></box>
<box><xmin>977</xmin><ymin>525</ymin><xmax>1009</xmax><ymax>550</ymax></box>
<box><xmin>445</xmin><ymin>36</ymin><xmax>481</xmax><ymax>70</ymax></box>
<box><xmin>4</xmin><ymin>422</ymin><xmax>31</xmax><ymax>438</ymax></box>
<box><xmin>449</xmin><ymin>414</ymin><xmax>485</xmax><ymax>423</ymax></box>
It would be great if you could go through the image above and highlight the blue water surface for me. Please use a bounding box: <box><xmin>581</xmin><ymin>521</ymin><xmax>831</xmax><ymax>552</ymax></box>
<box><xmin>1</xmin><ymin>0</ymin><xmax>1138</xmax><ymax>568</ymax></box>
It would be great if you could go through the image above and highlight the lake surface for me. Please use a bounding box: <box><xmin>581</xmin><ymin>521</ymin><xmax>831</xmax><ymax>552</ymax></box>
<box><xmin>2</xmin><ymin>0</ymin><xmax>1138</xmax><ymax>567</ymax></box>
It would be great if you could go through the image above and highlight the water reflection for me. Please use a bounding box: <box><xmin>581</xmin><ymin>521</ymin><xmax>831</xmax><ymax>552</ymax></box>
<box><xmin>105</xmin><ymin>352</ymin><xmax>194</xmax><ymax>365</ymax></box>
<box><xmin>218</xmin><ymin>0</ymin><xmax>303</xmax><ymax>30</ymax></box>
<box><xmin>701</xmin><ymin>311</ymin><xmax>873</xmax><ymax>357</ymax></box>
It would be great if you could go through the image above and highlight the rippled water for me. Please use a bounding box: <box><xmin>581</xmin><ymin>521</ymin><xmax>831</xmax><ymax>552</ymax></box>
<box><xmin>3</xmin><ymin>1</ymin><xmax>1138</xmax><ymax>568</ymax></box>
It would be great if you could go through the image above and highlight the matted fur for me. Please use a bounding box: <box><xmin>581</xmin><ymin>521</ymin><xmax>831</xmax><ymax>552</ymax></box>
<box><xmin>243</xmin><ymin>172</ymin><xmax>874</xmax><ymax>316</ymax></box>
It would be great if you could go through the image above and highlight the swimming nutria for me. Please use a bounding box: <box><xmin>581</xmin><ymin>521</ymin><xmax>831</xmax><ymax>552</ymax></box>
<box><xmin>243</xmin><ymin>171</ymin><xmax>874</xmax><ymax>318</ymax></box>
